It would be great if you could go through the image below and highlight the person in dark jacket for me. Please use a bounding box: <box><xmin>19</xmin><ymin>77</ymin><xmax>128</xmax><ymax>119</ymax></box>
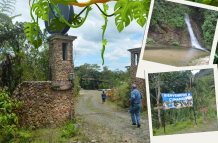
<box><xmin>129</xmin><ymin>84</ymin><xmax>142</xmax><ymax>128</ymax></box>
<box><xmin>101</xmin><ymin>91</ymin><xmax>107</xmax><ymax>104</ymax></box>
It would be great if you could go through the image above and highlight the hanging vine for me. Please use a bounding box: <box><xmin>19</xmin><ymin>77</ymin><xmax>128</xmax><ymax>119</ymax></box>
<box><xmin>25</xmin><ymin>0</ymin><xmax>151</xmax><ymax>65</ymax></box>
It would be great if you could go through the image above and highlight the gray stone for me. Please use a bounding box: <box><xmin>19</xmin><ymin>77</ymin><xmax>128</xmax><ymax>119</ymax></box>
<box><xmin>75</xmin><ymin>124</ymin><xmax>79</xmax><ymax>129</ymax></box>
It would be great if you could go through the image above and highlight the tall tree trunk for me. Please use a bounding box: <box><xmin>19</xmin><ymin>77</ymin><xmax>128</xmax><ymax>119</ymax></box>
<box><xmin>157</xmin><ymin>73</ymin><xmax>162</xmax><ymax>125</ymax></box>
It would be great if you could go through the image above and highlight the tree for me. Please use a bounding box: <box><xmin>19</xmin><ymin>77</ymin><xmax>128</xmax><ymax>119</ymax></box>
<box><xmin>149</xmin><ymin>73</ymin><xmax>163</xmax><ymax>125</ymax></box>
<box><xmin>0</xmin><ymin>0</ymin><xmax>21</xmax><ymax>26</ymax></box>
<box><xmin>0</xmin><ymin>21</ymin><xmax>27</xmax><ymax>94</ymax></box>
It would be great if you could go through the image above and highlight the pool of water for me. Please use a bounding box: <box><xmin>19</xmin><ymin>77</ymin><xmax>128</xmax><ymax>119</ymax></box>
<box><xmin>143</xmin><ymin>44</ymin><xmax>210</xmax><ymax>67</ymax></box>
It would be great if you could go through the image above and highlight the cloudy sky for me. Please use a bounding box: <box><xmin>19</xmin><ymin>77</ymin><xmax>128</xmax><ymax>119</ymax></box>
<box><xmin>11</xmin><ymin>0</ymin><xmax>146</xmax><ymax>71</ymax></box>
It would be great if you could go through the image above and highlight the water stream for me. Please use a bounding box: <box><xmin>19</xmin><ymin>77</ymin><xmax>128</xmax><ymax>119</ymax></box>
<box><xmin>143</xmin><ymin>14</ymin><xmax>210</xmax><ymax>66</ymax></box>
<box><xmin>184</xmin><ymin>14</ymin><xmax>207</xmax><ymax>51</ymax></box>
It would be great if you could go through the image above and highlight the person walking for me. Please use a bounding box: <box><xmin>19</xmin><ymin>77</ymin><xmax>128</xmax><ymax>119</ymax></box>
<box><xmin>101</xmin><ymin>91</ymin><xmax>107</xmax><ymax>104</ymax></box>
<box><xmin>129</xmin><ymin>84</ymin><xmax>142</xmax><ymax>128</ymax></box>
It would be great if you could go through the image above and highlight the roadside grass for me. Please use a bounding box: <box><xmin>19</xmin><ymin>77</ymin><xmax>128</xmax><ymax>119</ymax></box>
<box><xmin>153</xmin><ymin>116</ymin><xmax>217</xmax><ymax>136</ymax></box>
<box><xmin>7</xmin><ymin>119</ymin><xmax>82</xmax><ymax>143</ymax></box>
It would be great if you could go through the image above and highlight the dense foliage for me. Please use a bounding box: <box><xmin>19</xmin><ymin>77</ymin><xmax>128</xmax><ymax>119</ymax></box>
<box><xmin>150</xmin><ymin>0</ymin><xmax>191</xmax><ymax>29</ymax></box>
<box><xmin>150</xmin><ymin>0</ymin><xmax>218</xmax><ymax>50</ymax></box>
<box><xmin>0</xmin><ymin>89</ymin><xmax>22</xmax><ymax>142</ymax></box>
<box><xmin>25</xmin><ymin>0</ymin><xmax>151</xmax><ymax>65</ymax></box>
<box><xmin>213</xmin><ymin>41</ymin><xmax>218</xmax><ymax>64</ymax></box>
<box><xmin>75</xmin><ymin>64</ymin><xmax>130</xmax><ymax>89</ymax></box>
<box><xmin>149</xmin><ymin>69</ymin><xmax>216</xmax><ymax>129</ymax></box>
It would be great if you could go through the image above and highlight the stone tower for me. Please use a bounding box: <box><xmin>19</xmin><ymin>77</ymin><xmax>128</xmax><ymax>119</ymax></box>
<box><xmin>128</xmin><ymin>47</ymin><xmax>146</xmax><ymax>109</ymax></box>
<box><xmin>46</xmin><ymin>34</ymin><xmax>77</xmax><ymax>82</ymax></box>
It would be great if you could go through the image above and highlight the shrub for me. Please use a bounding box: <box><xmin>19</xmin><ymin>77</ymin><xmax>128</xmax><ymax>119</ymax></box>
<box><xmin>147</xmin><ymin>38</ymin><xmax>154</xmax><ymax>44</ymax></box>
<box><xmin>98</xmin><ymin>82</ymin><xmax>109</xmax><ymax>89</ymax></box>
<box><xmin>0</xmin><ymin>89</ymin><xmax>23</xmax><ymax>143</ymax></box>
<box><xmin>61</xmin><ymin>120</ymin><xmax>79</xmax><ymax>138</ymax></box>
<box><xmin>172</xmin><ymin>41</ymin><xmax>180</xmax><ymax>46</ymax></box>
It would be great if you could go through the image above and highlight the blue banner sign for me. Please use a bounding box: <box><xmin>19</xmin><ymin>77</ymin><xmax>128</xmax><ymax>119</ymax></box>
<box><xmin>162</xmin><ymin>92</ymin><xmax>193</xmax><ymax>109</ymax></box>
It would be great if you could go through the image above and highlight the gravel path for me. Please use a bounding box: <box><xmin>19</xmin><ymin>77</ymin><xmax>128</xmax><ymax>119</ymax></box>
<box><xmin>74</xmin><ymin>90</ymin><xmax>150</xmax><ymax>143</ymax></box>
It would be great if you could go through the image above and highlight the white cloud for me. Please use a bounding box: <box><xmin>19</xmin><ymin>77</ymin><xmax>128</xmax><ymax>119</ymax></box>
<box><xmin>12</xmin><ymin>0</ymin><xmax>146</xmax><ymax>70</ymax></box>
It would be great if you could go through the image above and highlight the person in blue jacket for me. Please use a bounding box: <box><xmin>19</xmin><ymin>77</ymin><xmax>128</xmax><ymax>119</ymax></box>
<box><xmin>129</xmin><ymin>84</ymin><xmax>142</xmax><ymax>128</ymax></box>
<box><xmin>101</xmin><ymin>91</ymin><xmax>107</xmax><ymax>104</ymax></box>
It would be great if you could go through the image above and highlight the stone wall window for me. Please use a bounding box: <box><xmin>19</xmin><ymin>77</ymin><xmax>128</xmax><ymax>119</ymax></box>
<box><xmin>62</xmin><ymin>43</ymin><xmax>67</xmax><ymax>61</ymax></box>
<box><xmin>49</xmin><ymin>67</ymin><xmax>52</xmax><ymax>81</ymax></box>
<box><xmin>134</xmin><ymin>53</ymin><xmax>138</xmax><ymax>65</ymax></box>
<box><xmin>52</xmin><ymin>44</ymin><xmax>54</xmax><ymax>61</ymax></box>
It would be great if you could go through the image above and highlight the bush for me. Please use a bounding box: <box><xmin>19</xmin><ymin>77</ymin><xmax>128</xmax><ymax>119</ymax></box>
<box><xmin>0</xmin><ymin>89</ymin><xmax>23</xmax><ymax>143</ymax></box>
<box><xmin>172</xmin><ymin>41</ymin><xmax>180</xmax><ymax>46</ymax></box>
<box><xmin>147</xmin><ymin>38</ymin><xmax>154</xmax><ymax>44</ymax></box>
<box><xmin>98</xmin><ymin>82</ymin><xmax>109</xmax><ymax>89</ymax></box>
<box><xmin>61</xmin><ymin>120</ymin><xmax>79</xmax><ymax>138</ymax></box>
<box><xmin>74</xmin><ymin>76</ymin><xmax>81</xmax><ymax>97</ymax></box>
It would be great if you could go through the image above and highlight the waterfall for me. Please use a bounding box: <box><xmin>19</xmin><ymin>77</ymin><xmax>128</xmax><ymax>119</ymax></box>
<box><xmin>184</xmin><ymin>14</ymin><xmax>206</xmax><ymax>51</ymax></box>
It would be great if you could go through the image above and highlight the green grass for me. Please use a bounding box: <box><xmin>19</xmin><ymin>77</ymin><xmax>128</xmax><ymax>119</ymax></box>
<box><xmin>153</xmin><ymin>116</ymin><xmax>217</xmax><ymax>136</ymax></box>
<box><xmin>6</xmin><ymin>119</ymin><xmax>82</xmax><ymax>143</ymax></box>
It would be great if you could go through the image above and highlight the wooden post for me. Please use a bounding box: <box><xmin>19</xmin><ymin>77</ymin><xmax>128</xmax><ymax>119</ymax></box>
<box><xmin>193</xmin><ymin>106</ymin><xmax>197</xmax><ymax>125</ymax></box>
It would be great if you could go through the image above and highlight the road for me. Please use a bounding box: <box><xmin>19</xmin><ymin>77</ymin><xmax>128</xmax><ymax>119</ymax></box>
<box><xmin>74</xmin><ymin>90</ymin><xmax>150</xmax><ymax>143</ymax></box>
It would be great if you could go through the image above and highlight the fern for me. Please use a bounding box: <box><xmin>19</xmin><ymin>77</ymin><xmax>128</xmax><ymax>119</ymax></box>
<box><xmin>32</xmin><ymin>0</ymin><xmax>49</xmax><ymax>21</ymax></box>
<box><xmin>0</xmin><ymin>13</ymin><xmax>12</xmax><ymax>25</ymax></box>
<box><xmin>0</xmin><ymin>0</ymin><xmax>17</xmax><ymax>15</ymax></box>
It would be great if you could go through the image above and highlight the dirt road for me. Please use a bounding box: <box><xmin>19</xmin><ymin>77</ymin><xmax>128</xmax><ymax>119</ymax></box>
<box><xmin>74</xmin><ymin>90</ymin><xmax>150</xmax><ymax>143</ymax></box>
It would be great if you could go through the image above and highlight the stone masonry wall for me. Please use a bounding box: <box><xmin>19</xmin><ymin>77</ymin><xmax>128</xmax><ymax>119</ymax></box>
<box><xmin>49</xmin><ymin>35</ymin><xmax>74</xmax><ymax>81</ymax></box>
<box><xmin>130</xmin><ymin>50</ymin><xmax>147</xmax><ymax>109</ymax></box>
<box><xmin>11</xmin><ymin>81</ymin><xmax>74</xmax><ymax>129</ymax></box>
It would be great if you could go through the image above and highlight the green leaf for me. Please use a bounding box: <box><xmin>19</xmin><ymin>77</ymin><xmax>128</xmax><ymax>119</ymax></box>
<box><xmin>70</xmin><ymin>14</ymin><xmax>83</xmax><ymax>25</ymax></box>
<box><xmin>32</xmin><ymin>0</ymin><xmax>49</xmax><ymax>21</ymax></box>
<box><xmin>53</xmin><ymin>0</ymin><xmax>78</xmax><ymax>6</ymax></box>
<box><xmin>132</xmin><ymin>0</ymin><xmax>149</xmax><ymax>27</ymax></box>
<box><xmin>24</xmin><ymin>22</ymin><xmax>40</xmax><ymax>43</ymax></box>
<box><xmin>102</xmin><ymin>39</ymin><xmax>107</xmax><ymax>46</ymax></box>
<box><xmin>114</xmin><ymin>0</ymin><xmax>134</xmax><ymax>33</ymax></box>
<box><xmin>49</xmin><ymin>18</ymin><xmax>66</xmax><ymax>31</ymax></box>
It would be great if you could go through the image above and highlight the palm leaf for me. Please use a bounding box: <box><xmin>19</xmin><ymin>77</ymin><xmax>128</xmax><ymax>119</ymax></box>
<box><xmin>32</xmin><ymin>0</ymin><xmax>49</xmax><ymax>21</ymax></box>
<box><xmin>114</xmin><ymin>0</ymin><xmax>134</xmax><ymax>33</ymax></box>
<box><xmin>9</xmin><ymin>14</ymin><xmax>22</xmax><ymax>20</ymax></box>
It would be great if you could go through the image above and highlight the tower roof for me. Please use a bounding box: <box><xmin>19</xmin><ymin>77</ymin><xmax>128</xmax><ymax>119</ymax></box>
<box><xmin>46</xmin><ymin>34</ymin><xmax>77</xmax><ymax>41</ymax></box>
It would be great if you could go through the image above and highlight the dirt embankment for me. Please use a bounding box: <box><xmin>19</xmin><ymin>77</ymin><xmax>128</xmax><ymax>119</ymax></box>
<box><xmin>147</xmin><ymin>16</ymin><xmax>204</xmax><ymax>48</ymax></box>
<box><xmin>74</xmin><ymin>90</ymin><xmax>150</xmax><ymax>143</ymax></box>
